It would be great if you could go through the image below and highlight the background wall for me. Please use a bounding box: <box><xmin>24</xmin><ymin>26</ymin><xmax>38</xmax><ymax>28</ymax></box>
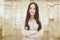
<box><xmin>0</xmin><ymin>0</ymin><xmax>60</xmax><ymax>39</ymax></box>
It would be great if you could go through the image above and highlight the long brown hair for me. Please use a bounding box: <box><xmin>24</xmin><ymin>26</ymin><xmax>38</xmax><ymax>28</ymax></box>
<box><xmin>25</xmin><ymin>2</ymin><xmax>42</xmax><ymax>31</ymax></box>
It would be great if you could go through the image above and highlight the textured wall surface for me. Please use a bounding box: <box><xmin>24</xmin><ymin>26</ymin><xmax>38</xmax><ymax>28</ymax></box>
<box><xmin>0</xmin><ymin>0</ymin><xmax>60</xmax><ymax>40</ymax></box>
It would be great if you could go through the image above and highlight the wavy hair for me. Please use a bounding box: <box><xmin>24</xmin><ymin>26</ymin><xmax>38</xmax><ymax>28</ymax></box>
<box><xmin>25</xmin><ymin>2</ymin><xmax>42</xmax><ymax>31</ymax></box>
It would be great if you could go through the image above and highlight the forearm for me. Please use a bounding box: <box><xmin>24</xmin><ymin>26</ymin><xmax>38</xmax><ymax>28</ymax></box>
<box><xmin>28</xmin><ymin>30</ymin><xmax>44</xmax><ymax>38</ymax></box>
<box><xmin>21</xmin><ymin>30</ymin><xmax>37</xmax><ymax>37</ymax></box>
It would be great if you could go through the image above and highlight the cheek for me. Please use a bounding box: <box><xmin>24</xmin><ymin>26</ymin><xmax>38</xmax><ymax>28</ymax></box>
<box><xmin>33</xmin><ymin>10</ymin><xmax>35</xmax><ymax>15</ymax></box>
<box><xmin>29</xmin><ymin>9</ymin><xmax>35</xmax><ymax>13</ymax></box>
<box><xmin>29</xmin><ymin>9</ymin><xmax>32</xmax><ymax>15</ymax></box>
<box><xmin>29</xmin><ymin>9</ymin><xmax>31</xmax><ymax>13</ymax></box>
<box><xmin>29</xmin><ymin>10</ymin><xmax>35</xmax><ymax>15</ymax></box>
<box><xmin>34</xmin><ymin>10</ymin><xmax>35</xmax><ymax>13</ymax></box>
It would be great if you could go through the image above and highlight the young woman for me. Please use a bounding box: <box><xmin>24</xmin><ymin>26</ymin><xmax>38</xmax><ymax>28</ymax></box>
<box><xmin>21</xmin><ymin>2</ymin><xmax>44</xmax><ymax>40</ymax></box>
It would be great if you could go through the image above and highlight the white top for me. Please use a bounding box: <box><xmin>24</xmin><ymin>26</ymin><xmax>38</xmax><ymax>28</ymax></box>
<box><xmin>20</xmin><ymin>19</ymin><xmax>44</xmax><ymax>40</ymax></box>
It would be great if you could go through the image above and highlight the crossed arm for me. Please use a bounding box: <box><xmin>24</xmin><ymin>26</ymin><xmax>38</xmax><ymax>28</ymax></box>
<box><xmin>21</xmin><ymin>25</ymin><xmax>44</xmax><ymax>38</ymax></box>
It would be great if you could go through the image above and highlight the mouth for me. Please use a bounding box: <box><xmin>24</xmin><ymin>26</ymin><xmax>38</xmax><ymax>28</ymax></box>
<box><xmin>31</xmin><ymin>12</ymin><xmax>34</xmax><ymax>14</ymax></box>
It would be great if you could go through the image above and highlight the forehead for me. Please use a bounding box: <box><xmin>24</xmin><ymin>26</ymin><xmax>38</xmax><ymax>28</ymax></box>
<box><xmin>30</xmin><ymin>4</ymin><xmax>35</xmax><ymax>8</ymax></box>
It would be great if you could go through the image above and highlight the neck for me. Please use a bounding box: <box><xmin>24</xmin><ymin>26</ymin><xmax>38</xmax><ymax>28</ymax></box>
<box><xmin>30</xmin><ymin>15</ymin><xmax>35</xmax><ymax>20</ymax></box>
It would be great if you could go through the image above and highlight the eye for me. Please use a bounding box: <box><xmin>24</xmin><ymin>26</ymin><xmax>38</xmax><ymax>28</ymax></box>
<box><xmin>30</xmin><ymin>7</ymin><xmax>35</xmax><ymax>10</ymax></box>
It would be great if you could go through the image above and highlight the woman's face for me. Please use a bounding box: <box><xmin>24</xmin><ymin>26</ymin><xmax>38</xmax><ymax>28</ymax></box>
<box><xmin>29</xmin><ymin>4</ymin><xmax>36</xmax><ymax>16</ymax></box>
